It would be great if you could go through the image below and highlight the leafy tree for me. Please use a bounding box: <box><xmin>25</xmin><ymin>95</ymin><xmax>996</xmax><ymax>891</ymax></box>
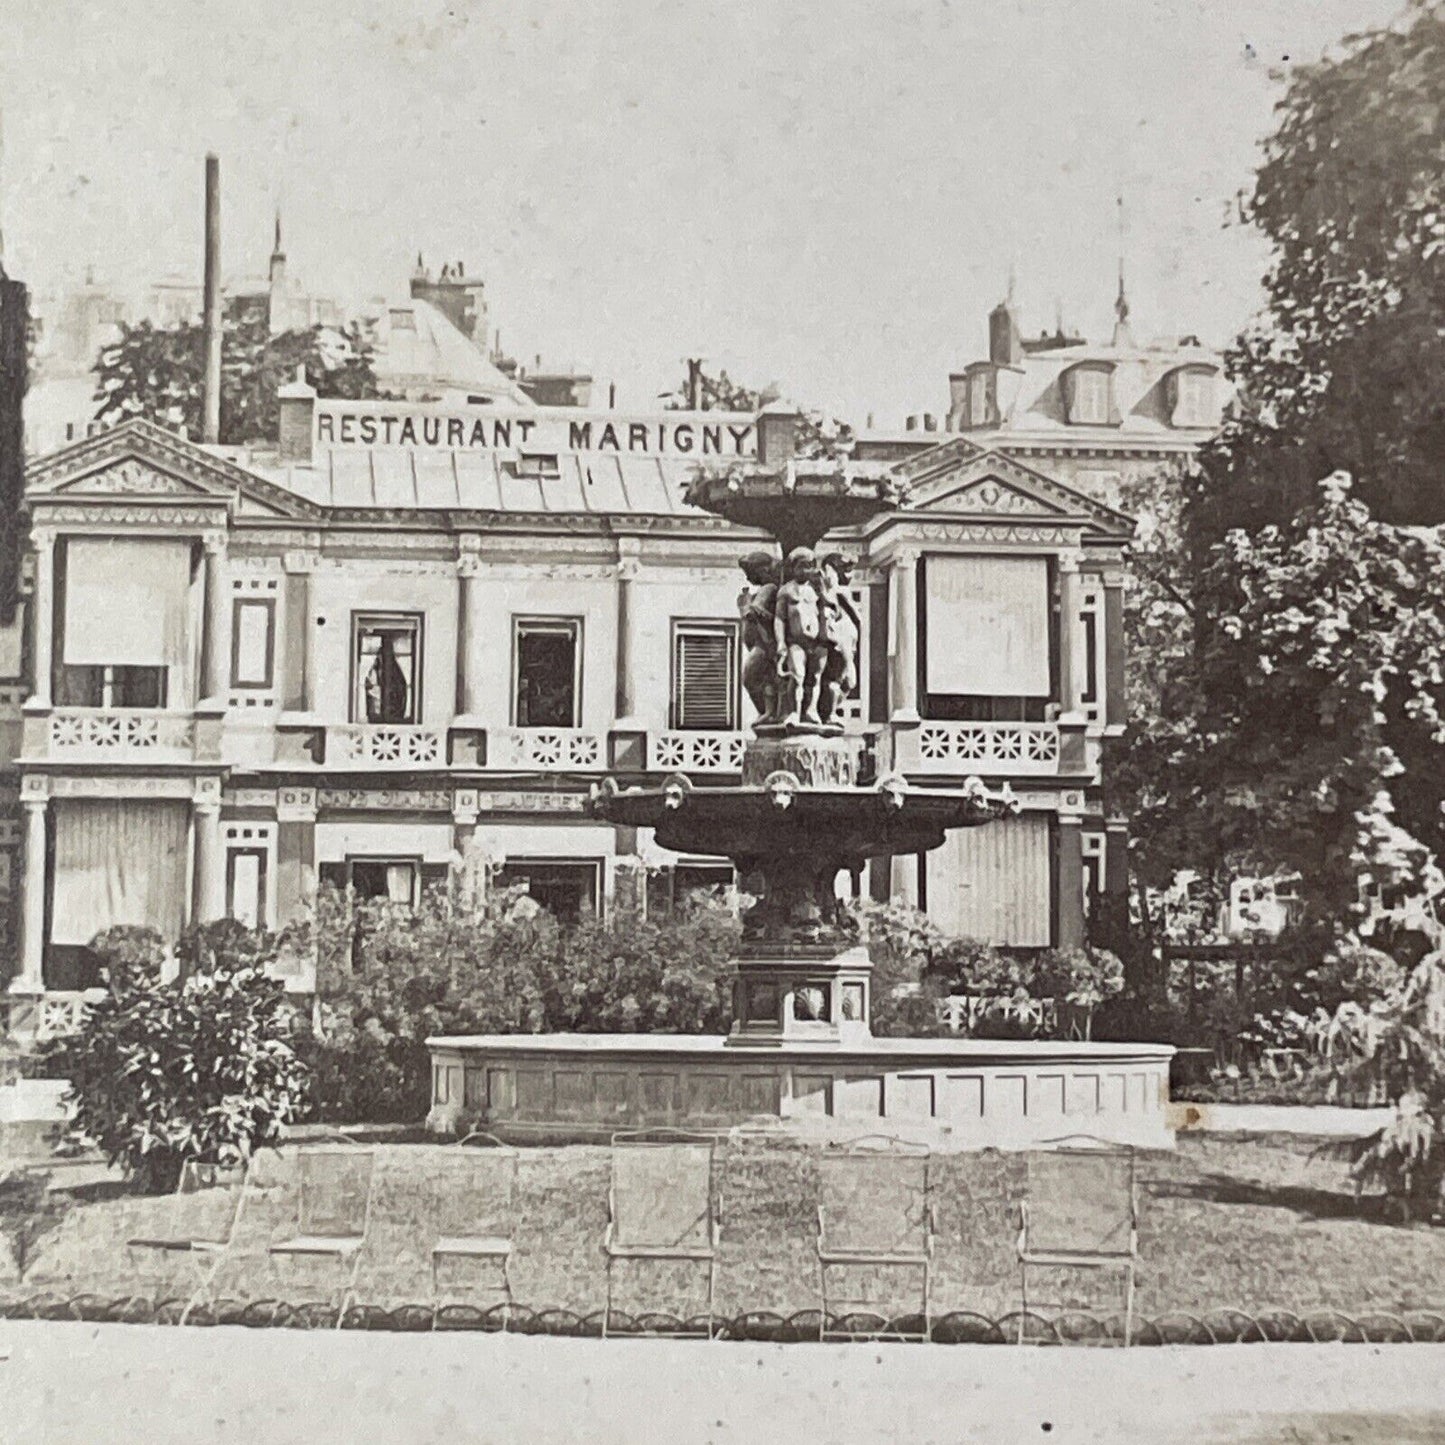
<box><xmin>93</xmin><ymin>302</ymin><xmax>388</xmax><ymax>444</ymax></box>
<box><xmin>1120</xmin><ymin>4</ymin><xmax>1445</xmax><ymax>943</ymax></box>
<box><xmin>1187</xmin><ymin>2</ymin><xmax>1445</xmax><ymax>541</ymax></box>
<box><xmin>44</xmin><ymin>923</ymin><xmax>308</xmax><ymax>1193</ymax></box>
<box><xmin>1124</xmin><ymin>471</ymin><xmax>1445</xmax><ymax>932</ymax></box>
<box><xmin>663</xmin><ymin>362</ymin><xmax>853</xmax><ymax>458</ymax></box>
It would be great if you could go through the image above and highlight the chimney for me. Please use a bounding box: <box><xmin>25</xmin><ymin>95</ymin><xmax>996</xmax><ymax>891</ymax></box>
<box><xmin>201</xmin><ymin>154</ymin><xmax>222</xmax><ymax>444</ymax></box>
<box><xmin>947</xmin><ymin>374</ymin><xmax>969</xmax><ymax>429</ymax></box>
<box><xmin>988</xmin><ymin>295</ymin><xmax>1021</xmax><ymax>366</ymax></box>
<box><xmin>277</xmin><ymin>364</ymin><xmax>316</xmax><ymax>463</ymax></box>
<box><xmin>756</xmin><ymin>403</ymin><xmax>800</xmax><ymax>465</ymax></box>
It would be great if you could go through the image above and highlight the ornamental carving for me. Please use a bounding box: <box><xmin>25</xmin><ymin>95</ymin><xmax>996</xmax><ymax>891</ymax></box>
<box><xmin>317</xmin><ymin>788</ymin><xmax>452</xmax><ymax>812</ymax></box>
<box><xmin>951</xmin><ymin>478</ymin><xmax>1057</xmax><ymax>516</ymax></box>
<box><xmin>58</xmin><ymin>460</ymin><xmax>199</xmax><ymax>496</ymax></box>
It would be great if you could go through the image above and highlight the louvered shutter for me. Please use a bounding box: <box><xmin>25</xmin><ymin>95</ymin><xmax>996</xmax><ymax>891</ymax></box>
<box><xmin>673</xmin><ymin>625</ymin><xmax>737</xmax><ymax>730</ymax></box>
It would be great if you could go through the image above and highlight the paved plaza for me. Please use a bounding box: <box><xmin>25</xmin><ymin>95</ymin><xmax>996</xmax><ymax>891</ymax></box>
<box><xmin>4</xmin><ymin>1322</ymin><xmax>1445</xmax><ymax>1444</ymax></box>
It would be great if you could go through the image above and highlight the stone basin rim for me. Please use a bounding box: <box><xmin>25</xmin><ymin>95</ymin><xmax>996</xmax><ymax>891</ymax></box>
<box><xmin>427</xmin><ymin>1032</ymin><xmax>1176</xmax><ymax>1063</ymax></box>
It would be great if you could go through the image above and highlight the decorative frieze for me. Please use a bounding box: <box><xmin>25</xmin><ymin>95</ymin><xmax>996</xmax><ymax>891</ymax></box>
<box><xmin>317</xmin><ymin>787</ymin><xmax>452</xmax><ymax>812</ymax></box>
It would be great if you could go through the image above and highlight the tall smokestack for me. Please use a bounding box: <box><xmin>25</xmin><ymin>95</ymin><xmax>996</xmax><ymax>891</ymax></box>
<box><xmin>201</xmin><ymin>153</ymin><xmax>222</xmax><ymax>443</ymax></box>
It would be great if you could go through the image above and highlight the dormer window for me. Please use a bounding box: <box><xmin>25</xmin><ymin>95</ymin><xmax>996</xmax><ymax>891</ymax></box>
<box><xmin>1062</xmin><ymin>362</ymin><xmax>1117</xmax><ymax>426</ymax></box>
<box><xmin>388</xmin><ymin>308</ymin><xmax>417</xmax><ymax>331</ymax></box>
<box><xmin>1166</xmin><ymin>364</ymin><xmax>1218</xmax><ymax>428</ymax></box>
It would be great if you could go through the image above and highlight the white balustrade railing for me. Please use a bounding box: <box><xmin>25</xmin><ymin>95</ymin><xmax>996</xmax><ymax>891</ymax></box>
<box><xmin>648</xmin><ymin>731</ymin><xmax>747</xmax><ymax>773</ymax></box>
<box><xmin>487</xmin><ymin>727</ymin><xmax>607</xmax><ymax>772</ymax></box>
<box><xmin>907</xmin><ymin>721</ymin><xmax>1061</xmax><ymax>775</ymax></box>
<box><xmin>36</xmin><ymin>991</ymin><xmax>94</xmax><ymax>1041</ymax></box>
<box><xmin>48</xmin><ymin>708</ymin><xmax>195</xmax><ymax>758</ymax></box>
<box><xmin>329</xmin><ymin>724</ymin><xmax>446</xmax><ymax>768</ymax></box>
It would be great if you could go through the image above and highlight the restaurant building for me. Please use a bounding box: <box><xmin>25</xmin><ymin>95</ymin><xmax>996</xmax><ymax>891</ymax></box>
<box><xmin>2</xmin><ymin>384</ymin><xmax>1135</xmax><ymax>1038</ymax></box>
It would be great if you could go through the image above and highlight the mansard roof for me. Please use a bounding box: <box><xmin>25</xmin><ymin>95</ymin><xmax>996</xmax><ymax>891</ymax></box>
<box><xmin>24</xmin><ymin>414</ymin><xmax>1134</xmax><ymax>542</ymax></box>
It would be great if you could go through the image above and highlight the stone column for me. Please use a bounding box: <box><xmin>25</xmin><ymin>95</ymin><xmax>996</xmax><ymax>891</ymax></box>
<box><xmin>455</xmin><ymin>544</ymin><xmax>480</xmax><ymax>717</ymax></box>
<box><xmin>613</xmin><ymin>545</ymin><xmax>640</xmax><ymax>723</ymax></box>
<box><xmin>888</xmin><ymin>547</ymin><xmax>920</xmax><ymax>724</ymax></box>
<box><xmin>282</xmin><ymin>553</ymin><xmax>316</xmax><ymax>713</ymax></box>
<box><xmin>11</xmin><ymin>789</ymin><xmax>47</xmax><ymax>994</ymax></box>
<box><xmin>192</xmin><ymin>784</ymin><xmax>225</xmax><ymax>925</ymax></box>
<box><xmin>200</xmin><ymin>533</ymin><xmax>230</xmax><ymax>704</ymax></box>
<box><xmin>1055</xmin><ymin>811</ymin><xmax>1086</xmax><ymax>951</ymax></box>
<box><xmin>1057</xmin><ymin>551</ymin><xmax>1084</xmax><ymax>716</ymax></box>
<box><xmin>29</xmin><ymin>530</ymin><xmax>54</xmax><ymax>708</ymax></box>
<box><xmin>1102</xmin><ymin>569</ymin><xmax>1126</xmax><ymax>727</ymax></box>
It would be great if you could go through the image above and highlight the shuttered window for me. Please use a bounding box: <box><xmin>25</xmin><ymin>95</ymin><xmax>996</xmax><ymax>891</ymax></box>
<box><xmin>671</xmin><ymin>621</ymin><xmax>739</xmax><ymax>730</ymax></box>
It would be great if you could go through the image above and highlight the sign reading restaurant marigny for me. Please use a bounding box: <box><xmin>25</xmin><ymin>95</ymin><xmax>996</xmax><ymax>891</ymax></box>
<box><xmin>313</xmin><ymin>401</ymin><xmax>758</xmax><ymax>459</ymax></box>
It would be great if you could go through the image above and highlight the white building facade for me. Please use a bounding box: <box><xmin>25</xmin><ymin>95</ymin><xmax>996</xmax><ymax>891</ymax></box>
<box><xmin>1</xmin><ymin>388</ymin><xmax>1134</xmax><ymax>1039</ymax></box>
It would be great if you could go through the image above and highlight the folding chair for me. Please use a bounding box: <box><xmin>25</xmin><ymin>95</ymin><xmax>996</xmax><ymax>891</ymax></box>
<box><xmin>603</xmin><ymin>1130</ymin><xmax>721</xmax><ymax>1339</ymax></box>
<box><xmin>429</xmin><ymin>1132</ymin><xmax>519</xmax><ymax>1320</ymax></box>
<box><xmin>125</xmin><ymin>1158</ymin><xmax>248</xmax><ymax>1322</ymax></box>
<box><xmin>1016</xmin><ymin>1135</ymin><xmax>1138</xmax><ymax>1345</ymax></box>
<box><xmin>268</xmin><ymin>1140</ymin><xmax>377</xmax><ymax>1326</ymax></box>
<box><xmin>816</xmin><ymin>1135</ymin><xmax>934</xmax><ymax>1341</ymax></box>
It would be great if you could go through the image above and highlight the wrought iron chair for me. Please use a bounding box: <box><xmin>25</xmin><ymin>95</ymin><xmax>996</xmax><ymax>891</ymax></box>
<box><xmin>603</xmin><ymin>1129</ymin><xmax>721</xmax><ymax>1338</ymax></box>
<box><xmin>267</xmin><ymin>1138</ymin><xmax>377</xmax><ymax>1326</ymax></box>
<box><xmin>1016</xmin><ymin>1135</ymin><xmax>1139</xmax><ymax>1345</ymax></box>
<box><xmin>816</xmin><ymin>1135</ymin><xmax>934</xmax><ymax>1341</ymax></box>
<box><xmin>428</xmin><ymin>1132</ymin><xmax>520</xmax><ymax>1320</ymax></box>
<box><xmin>125</xmin><ymin>1157</ymin><xmax>249</xmax><ymax>1322</ymax></box>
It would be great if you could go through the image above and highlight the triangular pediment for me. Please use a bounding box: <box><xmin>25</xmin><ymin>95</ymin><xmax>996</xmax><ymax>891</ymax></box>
<box><xmin>26</xmin><ymin>417</ymin><xmax>318</xmax><ymax>519</ymax></box>
<box><xmin>895</xmin><ymin>438</ymin><xmax>1134</xmax><ymax>536</ymax></box>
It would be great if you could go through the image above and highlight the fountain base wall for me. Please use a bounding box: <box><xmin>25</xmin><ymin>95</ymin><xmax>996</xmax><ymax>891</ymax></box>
<box><xmin>425</xmin><ymin>1033</ymin><xmax>1175</xmax><ymax>1151</ymax></box>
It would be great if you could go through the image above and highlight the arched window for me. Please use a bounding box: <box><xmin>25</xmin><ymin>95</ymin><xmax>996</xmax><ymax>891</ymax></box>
<box><xmin>1165</xmin><ymin>365</ymin><xmax>1219</xmax><ymax>428</ymax></box>
<box><xmin>1061</xmin><ymin>362</ymin><xmax>1116</xmax><ymax>426</ymax></box>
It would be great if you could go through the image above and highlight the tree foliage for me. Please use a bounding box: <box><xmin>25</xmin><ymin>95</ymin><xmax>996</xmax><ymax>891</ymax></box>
<box><xmin>662</xmin><ymin>362</ymin><xmax>853</xmax><ymax>458</ymax></box>
<box><xmin>93</xmin><ymin>302</ymin><xmax>388</xmax><ymax>444</ymax></box>
<box><xmin>1188</xmin><ymin>2</ymin><xmax>1445</xmax><ymax>541</ymax></box>
<box><xmin>1120</xmin><ymin>4</ymin><xmax>1445</xmax><ymax>934</ymax></box>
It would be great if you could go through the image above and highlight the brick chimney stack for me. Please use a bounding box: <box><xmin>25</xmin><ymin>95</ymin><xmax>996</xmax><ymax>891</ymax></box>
<box><xmin>410</xmin><ymin>254</ymin><xmax>489</xmax><ymax>350</ymax></box>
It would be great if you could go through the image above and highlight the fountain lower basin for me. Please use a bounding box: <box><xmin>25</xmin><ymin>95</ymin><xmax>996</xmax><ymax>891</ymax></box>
<box><xmin>424</xmin><ymin>1032</ymin><xmax>1175</xmax><ymax>1151</ymax></box>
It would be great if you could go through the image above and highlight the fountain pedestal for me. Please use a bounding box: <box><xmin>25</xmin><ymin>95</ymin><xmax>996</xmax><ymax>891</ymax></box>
<box><xmin>728</xmin><ymin>942</ymin><xmax>872</xmax><ymax>1047</ymax></box>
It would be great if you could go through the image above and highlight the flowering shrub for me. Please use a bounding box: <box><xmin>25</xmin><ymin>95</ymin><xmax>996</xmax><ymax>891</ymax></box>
<box><xmin>297</xmin><ymin>882</ymin><xmax>738</xmax><ymax>1121</ymax></box>
<box><xmin>44</xmin><ymin>922</ymin><xmax>308</xmax><ymax>1193</ymax></box>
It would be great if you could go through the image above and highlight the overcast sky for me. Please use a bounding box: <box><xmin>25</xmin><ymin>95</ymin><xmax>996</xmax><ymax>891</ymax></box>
<box><xmin>0</xmin><ymin>0</ymin><xmax>1405</xmax><ymax>424</ymax></box>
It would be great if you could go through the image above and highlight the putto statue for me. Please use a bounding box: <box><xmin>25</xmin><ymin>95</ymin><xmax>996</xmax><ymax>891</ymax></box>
<box><xmin>737</xmin><ymin>545</ymin><xmax>859</xmax><ymax>736</ymax></box>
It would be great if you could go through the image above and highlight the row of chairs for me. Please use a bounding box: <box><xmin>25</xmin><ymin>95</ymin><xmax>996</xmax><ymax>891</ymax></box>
<box><xmin>126</xmin><ymin>1130</ymin><xmax>1139</xmax><ymax>1343</ymax></box>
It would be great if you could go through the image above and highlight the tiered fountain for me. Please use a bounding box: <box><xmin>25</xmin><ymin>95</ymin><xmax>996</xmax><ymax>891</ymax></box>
<box><xmin>426</xmin><ymin>413</ymin><xmax>1173</xmax><ymax>1149</ymax></box>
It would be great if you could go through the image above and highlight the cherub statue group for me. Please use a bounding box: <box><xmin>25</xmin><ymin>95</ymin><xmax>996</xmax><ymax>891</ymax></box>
<box><xmin>738</xmin><ymin>545</ymin><xmax>861</xmax><ymax>734</ymax></box>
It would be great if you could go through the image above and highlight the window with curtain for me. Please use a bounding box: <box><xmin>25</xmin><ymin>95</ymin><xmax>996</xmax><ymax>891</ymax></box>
<box><xmin>923</xmin><ymin>555</ymin><xmax>1051</xmax><ymax>699</ymax></box>
<box><xmin>671</xmin><ymin>621</ymin><xmax>739</xmax><ymax>730</ymax></box>
<box><xmin>347</xmin><ymin>857</ymin><xmax>421</xmax><ymax>906</ymax></box>
<box><xmin>352</xmin><ymin>614</ymin><xmax>422</xmax><ymax>724</ymax></box>
<box><xmin>1062</xmin><ymin>364</ymin><xmax>1115</xmax><ymax>426</ymax></box>
<box><xmin>61</xmin><ymin>537</ymin><xmax>192</xmax><ymax>707</ymax></box>
<box><xmin>1168</xmin><ymin>366</ymin><xmax>1217</xmax><ymax>428</ymax></box>
<box><xmin>50</xmin><ymin>799</ymin><xmax>190</xmax><ymax>947</ymax></box>
<box><xmin>495</xmin><ymin>859</ymin><xmax>600</xmax><ymax>922</ymax></box>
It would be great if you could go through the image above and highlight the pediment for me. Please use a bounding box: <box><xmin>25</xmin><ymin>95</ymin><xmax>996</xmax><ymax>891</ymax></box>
<box><xmin>896</xmin><ymin>439</ymin><xmax>1134</xmax><ymax>536</ymax></box>
<box><xmin>26</xmin><ymin>417</ymin><xmax>319</xmax><ymax>519</ymax></box>
<box><xmin>52</xmin><ymin>457</ymin><xmax>222</xmax><ymax>498</ymax></box>
<box><xmin>934</xmin><ymin>474</ymin><xmax>1068</xmax><ymax>517</ymax></box>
